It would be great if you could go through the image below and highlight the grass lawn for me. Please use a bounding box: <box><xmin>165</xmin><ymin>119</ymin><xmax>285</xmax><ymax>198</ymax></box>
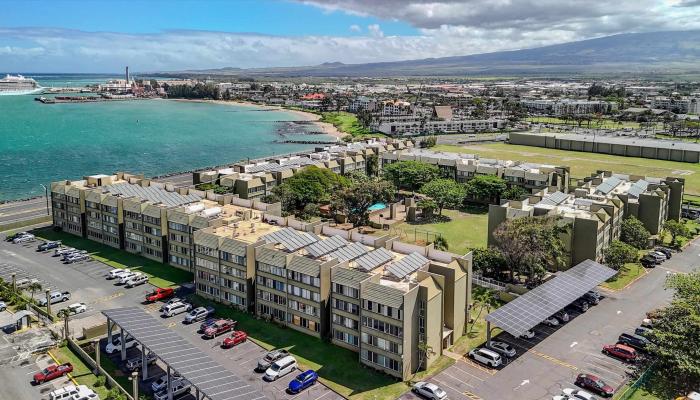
<box><xmin>433</xmin><ymin>142</ymin><xmax>700</xmax><ymax>195</ymax></box>
<box><xmin>525</xmin><ymin>116</ymin><xmax>652</xmax><ymax>130</ymax></box>
<box><xmin>190</xmin><ymin>295</ymin><xmax>430</xmax><ymax>400</ymax></box>
<box><xmin>50</xmin><ymin>345</ymin><xmax>111</xmax><ymax>399</ymax></box>
<box><xmin>389</xmin><ymin>207</ymin><xmax>488</xmax><ymax>254</ymax></box>
<box><xmin>32</xmin><ymin>227</ymin><xmax>192</xmax><ymax>288</ymax></box>
<box><xmin>659</xmin><ymin>218</ymin><xmax>700</xmax><ymax>248</ymax></box>
<box><xmin>320</xmin><ymin>112</ymin><xmax>386</xmax><ymax>139</ymax></box>
<box><xmin>602</xmin><ymin>262</ymin><xmax>647</xmax><ymax>291</ymax></box>
<box><xmin>613</xmin><ymin>373</ymin><xmax>682</xmax><ymax>400</ymax></box>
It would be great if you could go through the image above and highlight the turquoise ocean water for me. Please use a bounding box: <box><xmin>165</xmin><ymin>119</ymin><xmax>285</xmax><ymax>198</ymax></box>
<box><xmin>0</xmin><ymin>74</ymin><xmax>328</xmax><ymax>201</ymax></box>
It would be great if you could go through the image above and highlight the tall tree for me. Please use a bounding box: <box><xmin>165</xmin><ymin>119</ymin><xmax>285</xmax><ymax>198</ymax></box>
<box><xmin>464</xmin><ymin>175</ymin><xmax>507</xmax><ymax>204</ymax></box>
<box><xmin>492</xmin><ymin>216</ymin><xmax>569</xmax><ymax>282</ymax></box>
<box><xmin>620</xmin><ymin>216</ymin><xmax>651</xmax><ymax>249</ymax></box>
<box><xmin>471</xmin><ymin>247</ymin><xmax>507</xmax><ymax>279</ymax></box>
<box><xmin>603</xmin><ymin>240</ymin><xmax>639</xmax><ymax>270</ymax></box>
<box><xmin>330</xmin><ymin>175</ymin><xmax>394</xmax><ymax>227</ymax></box>
<box><xmin>419</xmin><ymin>179</ymin><xmax>466</xmax><ymax>216</ymax></box>
<box><xmin>663</xmin><ymin>220</ymin><xmax>690</xmax><ymax>247</ymax></box>
<box><xmin>382</xmin><ymin>161</ymin><xmax>440</xmax><ymax>192</ymax></box>
<box><xmin>270</xmin><ymin>166</ymin><xmax>348</xmax><ymax>214</ymax></box>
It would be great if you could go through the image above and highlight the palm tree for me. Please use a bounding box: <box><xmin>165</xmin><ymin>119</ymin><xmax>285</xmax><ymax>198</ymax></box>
<box><xmin>469</xmin><ymin>289</ymin><xmax>498</xmax><ymax>334</ymax></box>
<box><xmin>28</xmin><ymin>282</ymin><xmax>42</xmax><ymax>302</ymax></box>
<box><xmin>433</xmin><ymin>235</ymin><xmax>449</xmax><ymax>251</ymax></box>
<box><xmin>57</xmin><ymin>308</ymin><xmax>71</xmax><ymax>340</ymax></box>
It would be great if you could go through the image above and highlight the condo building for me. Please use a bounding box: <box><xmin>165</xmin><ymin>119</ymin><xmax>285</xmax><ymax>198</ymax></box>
<box><xmin>192</xmin><ymin>216</ymin><xmax>472</xmax><ymax>380</ymax></box>
<box><xmin>380</xmin><ymin>148</ymin><xmax>570</xmax><ymax>193</ymax></box>
<box><xmin>488</xmin><ymin>171</ymin><xmax>685</xmax><ymax>267</ymax></box>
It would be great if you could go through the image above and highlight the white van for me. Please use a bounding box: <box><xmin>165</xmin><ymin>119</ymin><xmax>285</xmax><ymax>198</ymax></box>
<box><xmin>468</xmin><ymin>348</ymin><xmax>502</xmax><ymax>368</ymax></box>
<box><xmin>71</xmin><ymin>385</ymin><xmax>99</xmax><ymax>400</ymax></box>
<box><xmin>49</xmin><ymin>384</ymin><xmax>79</xmax><ymax>400</ymax></box>
<box><xmin>125</xmin><ymin>274</ymin><xmax>148</xmax><ymax>288</ymax></box>
<box><xmin>118</xmin><ymin>272</ymin><xmax>138</xmax><ymax>285</ymax></box>
<box><xmin>264</xmin><ymin>355</ymin><xmax>297</xmax><ymax>381</ymax></box>
<box><xmin>161</xmin><ymin>302</ymin><xmax>192</xmax><ymax>318</ymax></box>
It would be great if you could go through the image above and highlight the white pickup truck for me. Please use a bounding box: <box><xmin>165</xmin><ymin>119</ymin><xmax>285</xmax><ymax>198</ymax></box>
<box><xmin>38</xmin><ymin>291</ymin><xmax>71</xmax><ymax>306</ymax></box>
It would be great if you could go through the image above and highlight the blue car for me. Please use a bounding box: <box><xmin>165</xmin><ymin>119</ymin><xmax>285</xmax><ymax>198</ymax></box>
<box><xmin>288</xmin><ymin>370</ymin><xmax>318</xmax><ymax>393</ymax></box>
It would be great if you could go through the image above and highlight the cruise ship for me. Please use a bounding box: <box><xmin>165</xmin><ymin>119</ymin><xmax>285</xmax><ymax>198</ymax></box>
<box><xmin>0</xmin><ymin>74</ymin><xmax>43</xmax><ymax>95</ymax></box>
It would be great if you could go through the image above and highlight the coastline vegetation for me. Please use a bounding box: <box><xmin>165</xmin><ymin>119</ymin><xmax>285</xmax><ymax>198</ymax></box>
<box><xmin>319</xmin><ymin>111</ymin><xmax>387</xmax><ymax>139</ymax></box>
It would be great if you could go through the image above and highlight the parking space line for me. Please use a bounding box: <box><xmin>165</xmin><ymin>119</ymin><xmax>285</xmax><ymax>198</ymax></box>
<box><xmin>441</xmin><ymin>370</ymin><xmax>475</xmax><ymax>388</ymax></box>
<box><xmin>433</xmin><ymin>377</ymin><xmax>467</xmax><ymax>397</ymax></box>
<box><xmin>462</xmin><ymin>389</ymin><xmax>484</xmax><ymax>400</ymax></box>
<box><xmin>459</xmin><ymin>358</ymin><xmax>497</xmax><ymax>376</ymax></box>
<box><xmin>452</xmin><ymin>361</ymin><xmax>488</xmax><ymax>381</ymax></box>
<box><xmin>312</xmin><ymin>391</ymin><xmax>332</xmax><ymax>400</ymax></box>
<box><xmin>528</xmin><ymin>349</ymin><xmax>579</xmax><ymax>371</ymax></box>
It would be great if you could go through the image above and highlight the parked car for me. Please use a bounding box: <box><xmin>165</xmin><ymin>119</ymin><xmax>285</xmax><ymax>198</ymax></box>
<box><xmin>681</xmin><ymin>209</ymin><xmax>700</xmax><ymax>219</ymax></box>
<box><xmin>15</xmin><ymin>278</ymin><xmax>40</xmax><ymax>289</ymax></box>
<box><xmin>203</xmin><ymin>319</ymin><xmax>236</xmax><ymax>338</ymax></box>
<box><xmin>288</xmin><ymin>370</ymin><xmax>319</xmax><ymax>394</ymax></box>
<box><xmin>125</xmin><ymin>274</ymin><xmax>148</xmax><ymax>288</ymax></box>
<box><xmin>569</xmin><ymin>298</ymin><xmax>590</xmax><ymax>313</ymax></box>
<box><xmin>602</xmin><ymin>344</ymin><xmax>637</xmax><ymax>362</ymax></box>
<box><xmin>554</xmin><ymin>310</ymin><xmax>570</xmax><ymax>323</ymax></box>
<box><xmin>184</xmin><ymin>306</ymin><xmax>215</xmax><ymax>324</ymax></box>
<box><xmin>161</xmin><ymin>302</ymin><xmax>192</xmax><ymax>318</ymax></box>
<box><xmin>676</xmin><ymin>392</ymin><xmax>700</xmax><ymax>400</ymax></box>
<box><xmin>105</xmin><ymin>335</ymin><xmax>136</xmax><ymax>354</ymax></box>
<box><xmin>107</xmin><ymin>268</ymin><xmax>128</xmax><ymax>280</ymax></box>
<box><xmin>160</xmin><ymin>297</ymin><xmax>183</xmax><ymax>311</ymax></box>
<box><xmin>544</xmin><ymin>316</ymin><xmax>560</xmax><ymax>327</ymax></box>
<box><xmin>582</xmin><ymin>291</ymin><xmax>601</xmax><ymax>305</ymax></box>
<box><xmin>0</xmin><ymin>301</ymin><xmax>7</xmax><ymax>312</ymax></box>
<box><xmin>486</xmin><ymin>341</ymin><xmax>517</xmax><ymax>358</ymax></box>
<box><xmin>641</xmin><ymin>255</ymin><xmax>657</xmax><ymax>268</ymax></box>
<box><xmin>561</xmin><ymin>388</ymin><xmax>598</xmax><ymax>400</ymax></box>
<box><xmin>468</xmin><ymin>348</ymin><xmax>502</xmax><ymax>368</ymax></box>
<box><xmin>38</xmin><ymin>291</ymin><xmax>71</xmax><ymax>306</ymax></box>
<box><xmin>54</xmin><ymin>247</ymin><xmax>76</xmax><ymax>257</ymax></box>
<box><xmin>13</xmin><ymin>233</ymin><xmax>35</xmax><ymax>244</ymax></box>
<box><xmin>264</xmin><ymin>355</ymin><xmax>297</xmax><ymax>381</ymax></box>
<box><xmin>635</xmin><ymin>326</ymin><xmax>653</xmax><ymax>338</ymax></box>
<box><xmin>520</xmin><ymin>330</ymin><xmax>536</xmax><ymax>339</ymax></box>
<box><xmin>221</xmin><ymin>331</ymin><xmax>248</xmax><ymax>348</ymax></box>
<box><xmin>34</xmin><ymin>363</ymin><xmax>73</xmax><ymax>384</ymax></box>
<box><xmin>575</xmin><ymin>373</ymin><xmax>614</xmax><ymax>397</ymax></box>
<box><xmin>65</xmin><ymin>252</ymin><xmax>90</xmax><ymax>263</ymax></box>
<box><xmin>617</xmin><ymin>333</ymin><xmax>650</xmax><ymax>351</ymax></box>
<box><xmin>151</xmin><ymin>374</ymin><xmax>184</xmax><ymax>393</ymax></box>
<box><xmin>198</xmin><ymin>318</ymin><xmax>218</xmax><ymax>333</ymax></box>
<box><xmin>125</xmin><ymin>352</ymin><xmax>157</xmax><ymax>371</ymax></box>
<box><xmin>256</xmin><ymin>349</ymin><xmax>291</xmax><ymax>372</ymax></box>
<box><xmin>654</xmin><ymin>247</ymin><xmax>672</xmax><ymax>259</ymax></box>
<box><xmin>49</xmin><ymin>384</ymin><xmax>80</xmax><ymax>400</ymax></box>
<box><xmin>145</xmin><ymin>287</ymin><xmax>174</xmax><ymax>303</ymax></box>
<box><xmin>153</xmin><ymin>379</ymin><xmax>191</xmax><ymax>400</ymax></box>
<box><xmin>116</xmin><ymin>272</ymin><xmax>138</xmax><ymax>285</ymax></box>
<box><xmin>411</xmin><ymin>381</ymin><xmax>447</xmax><ymax>400</ymax></box>
<box><xmin>37</xmin><ymin>241</ymin><xmax>61</xmax><ymax>252</ymax></box>
<box><xmin>67</xmin><ymin>302</ymin><xmax>87</xmax><ymax>314</ymax></box>
<box><xmin>647</xmin><ymin>252</ymin><xmax>666</xmax><ymax>264</ymax></box>
<box><xmin>62</xmin><ymin>250</ymin><xmax>87</xmax><ymax>261</ymax></box>
<box><xmin>6</xmin><ymin>231</ymin><xmax>28</xmax><ymax>242</ymax></box>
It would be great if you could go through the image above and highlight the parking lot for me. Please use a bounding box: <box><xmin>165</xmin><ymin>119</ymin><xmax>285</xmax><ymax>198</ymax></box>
<box><xmin>0</xmin><ymin>233</ymin><xmax>342</xmax><ymax>400</ymax></box>
<box><xmin>400</xmin><ymin>238</ymin><xmax>699</xmax><ymax>400</ymax></box>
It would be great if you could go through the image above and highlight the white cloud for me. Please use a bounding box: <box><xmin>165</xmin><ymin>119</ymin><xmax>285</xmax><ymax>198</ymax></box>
<box><xmin>367</xmin><ymin>24</ymin><xmax>384</xmax><ymax>38</ymax></box>
<box><xmin>349</xmin><ymin>24</ymin><xmax>362</xmax><ymax>32</ymax></box>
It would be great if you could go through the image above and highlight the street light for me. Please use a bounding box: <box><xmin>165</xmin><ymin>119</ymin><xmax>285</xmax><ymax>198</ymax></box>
<box><xmin>39</xmin><ymin>184</ymin><xmax>49</xmax><ymax>216</ymax></box>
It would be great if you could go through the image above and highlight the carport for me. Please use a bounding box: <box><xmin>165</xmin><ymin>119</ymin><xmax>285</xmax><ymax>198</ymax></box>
<box><xmin>102</xmin><ymin>307</ymin><xmax>268</xmax><ymax>400</ymax></box>
<box><xmin>485</xmin><ymin>259</ymin><xmax>616</xmax><ymax>342</ymax></box>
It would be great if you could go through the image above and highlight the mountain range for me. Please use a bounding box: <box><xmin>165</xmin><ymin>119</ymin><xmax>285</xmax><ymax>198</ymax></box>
<box><xmin>169</xmin><ymin>30</ymin><xmax>700</xmax><ymax>77</ymax></box>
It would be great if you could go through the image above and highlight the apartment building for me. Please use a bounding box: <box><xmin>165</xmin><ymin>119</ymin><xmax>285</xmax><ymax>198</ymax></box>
<box><xmin>372</xmin><ymin>118</ymin><xmax>506</xmax><ymax>136</ymax></box>
<box><xmin>651</xmin><ymin>96</ymin><xmax>700</xmax><ymax>114</ymax></box>
<box><xmin>192</xmin><ymin>215</ymin><xmax>472</xmax><ymax>380</ymax></box>
<box><xmin>381</xmin><ymin>148</ymin><xmax>570</xmax><ymax>193</ymax></box>
<box><xmin>488</xmin><ymin>172</ymin><xmax>685</xmax><ymax>267</ymax></box>
<box><xmin>520</xmin><ymin>99</ymin><xmax>618</xmax><ymax>115</ymax></box>
<box><xmin>51</xmin><ymin>172</ymin><xmax>282</xmax><ymax>272</ymax></box>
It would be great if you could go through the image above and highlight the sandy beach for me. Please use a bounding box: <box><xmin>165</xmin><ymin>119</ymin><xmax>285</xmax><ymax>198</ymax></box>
<box><xmin>186</xmin><ymin>99</ymin><xmax>348</xmax><ymax>139</ymax></box>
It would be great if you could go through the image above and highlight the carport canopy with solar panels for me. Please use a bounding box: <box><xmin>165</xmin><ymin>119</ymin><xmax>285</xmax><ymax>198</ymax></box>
<box><xmin>102</xmin><ymin>307</ymin><xmax>268</xmax><ymax>400</ymax></box>
<box><xmin>484</xmin><ymin>259</ymin><xmax>616</xmax><ymax>343</ymax></box>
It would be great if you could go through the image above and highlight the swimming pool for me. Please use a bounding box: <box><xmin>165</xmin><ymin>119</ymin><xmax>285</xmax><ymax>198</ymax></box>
<box><xmin>368</xmin><ymin>203</ymin><xmax>387</xmax><ymax>212</ymax></box>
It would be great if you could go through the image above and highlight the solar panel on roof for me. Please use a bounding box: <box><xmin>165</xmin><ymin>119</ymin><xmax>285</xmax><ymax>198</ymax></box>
<box><xmin>355</xmin><ymin>247</ymin><xmax>395</xmax><ymax>271</ymax></box>
<box><xmin>537</xmin><ymin>191</ymin><xmax>568</xmax><ymax>206</ymax></box>
<box><xmin>485</xmin><ymin>259</ymin><xmax>616</xmax><ymax>337</ymax></box>
<box><xmin>262</xmin><ymin>228</ymin><xmax>318</xmax><ymax>251</ymax></box>
<box><xmin>596</xmin><ymin>176</ymin><xmax>622</xmax><ymax>195</ymax></box>
<box><xmin>305</xmin><ymin>235</ymin><xmax>348</xmax><ymax>257</ymax></box>
<box><xmin>573</xmin><ymin>198</ymin><xmax>594</xmax><ymax>207</ymax></box>
<box><xmin>328</xmin><ymin>242</ymin><xmax>368</xmax><ymax>262</ymax></box>
<box><xmin>628</xmin><ymin>179</ymin><xmax>649</xmax><ymax>198</ymax></box>
<box><xmin>386</xmin><ymin>252</ymin><xmax>430</xmax><ymax>279</ymax></box>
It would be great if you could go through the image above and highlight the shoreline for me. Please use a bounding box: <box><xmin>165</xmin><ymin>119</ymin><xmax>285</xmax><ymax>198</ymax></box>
<box><xmin>172</xmin><ymin>98</ymin><xmax>348</xmax><ymax>139</ymax></box>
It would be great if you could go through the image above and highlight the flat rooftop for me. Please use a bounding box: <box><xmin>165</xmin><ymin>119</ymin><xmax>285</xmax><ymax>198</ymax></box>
<box><xmin>524</xmin><ymin>132</ymin><xmax>700</xmax><ymax>152</ymax></box>
<box><xmin>102</xmin><ymin>182</ymin><xmax>202</xmax><ymax>207</ymax></box>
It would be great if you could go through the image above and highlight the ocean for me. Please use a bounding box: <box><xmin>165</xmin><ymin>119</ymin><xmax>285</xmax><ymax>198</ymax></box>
<box><xmin>0</xmin><ymin>74</ymin><xmax>330</xmax><ymax>201</ymax></box>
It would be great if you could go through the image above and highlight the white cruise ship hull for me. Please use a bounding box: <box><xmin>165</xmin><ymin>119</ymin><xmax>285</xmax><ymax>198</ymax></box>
<box><xmin>0</xmin><ymin>87</ymin><xmax>45</xmax><ymax>96</ymax></box>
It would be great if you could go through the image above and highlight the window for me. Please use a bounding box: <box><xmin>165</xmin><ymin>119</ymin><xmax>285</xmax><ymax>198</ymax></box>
<box><xmin>196</xmin><ymin>257</ymin><xmax>217</xmax><ymax>270</ymax></box>
<box><xmin>143</xmin><ymin>215</ymin><xmax>160</xmax><ymax>225</ymax></box>
<box><xmin>125</xmin><ymin>232</ymin><xmax>142</xmax><ymax>242</ymax></box>
<box><xmin>332</xmin><ymin>313</ymin><xmax>359</xmax><ymax>330</ymax></box>
<box><xmin>333</xmin><ymin>330</ymin><xmax>359</xmax><ymax>347</ymax></box>
<box><xmin>170</xmin><ymin>255</ymin><xmax>189</xmax><ymax>267</ymax></box>
<box><xmin>144</xmin><ymin>225</ymin><xmax>161</xmax><ymax>236</ymax></box>
<box><xmin>223</xmin><ymin>291</ymin><xmax>246</xmax><ymax>306</ymax></box>
<box><xmin>362</xmin><ymin>332</ymin><xmax>402</xmax><ymax>354</ymax></box>
<box><xmin>196</xmin><ymin>245</ymin><xmax>217</xmax><ymax>257</ymax></box>
<box><xmin>221</xmin><ymin>251</ymin><xmax>246</xmax><ymax>266</ymax></box>
<box><xmin>288</xmin><ymin>271</ymin><xmax>320</xmax><ymax>287</ymax></box>
<box><xmin>362</xmin><ymin>316</ymin><xmax>403</xmax><ymax>338</ymax></box>
<box><xmin>361</xmin><ymin>350</ymin><xmax>401</xmax><ymax>372</ymax></box>
<box><xmin>287</xmin><ymin>314</ymin><xmax>319</xmax><ymax>332</ymax></box>
<box><xmin>362</xmin><ymin>299</ymin><xmax>402</xmax><ymax>320</ymax></box>
<box><xmin>332</xmin><ymin>298</ymin><xmax>359</xmax><ymax>315</ymax></box>
<box><xmin>289</xmin><ymin>300</ymin><xmax>318</xmax><ymax>317</ymax></box>
<box><xmin>258</xmin><ymin>262</ymin><xmax>285</xmax><ymax>277</ymax></box>
<box><xmin>168</xmin><ymin>221</ymin><xmax>189</xmax><ymax>232</ymax></box>
<box><xmin>258</xmin><ymin>304</ymin><xmax>285</xmax><ymax>321</ymax></box>
<box><xmin>102</xmin><ymin>215</ymin><xmax>118</xmax><ymax>224</ymax></box>
<box><xmin>125</xmin><ymin>211</ymin><xmax>141</xmax><ymax>220</ymax></box>
<box><xmin>287</xmin><ymin>285</ymin><xmax>320</xmax><ymax>302</ymax></box>
<box><xmin>333</xmin><ymin>283</ymin><xmax>359</xmax><ymax>298</ymax></box>
<box><xmin>256</xmin><ymin>276</ymin><xmax>285</xmax><ymax>292</ymax></box>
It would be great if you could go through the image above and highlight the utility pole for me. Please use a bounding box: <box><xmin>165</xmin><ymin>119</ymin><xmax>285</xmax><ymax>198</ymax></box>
<box><xmin>40</xmin><ymin>184</ymin><xmax>49</xmax><ymax>215</ymax></box>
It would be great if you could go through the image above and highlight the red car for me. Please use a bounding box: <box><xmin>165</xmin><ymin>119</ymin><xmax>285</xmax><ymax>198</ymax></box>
<box><xmin>203</xmin><ymin>319</ymin><xmax>236</xmax><ymax>339</ymax></box>
<box><xmin>145</xmin><ymin>287</ymin><xmax>174</xmax><ymax>303</ymax></box>
<box><xmin>33</xmin><ymin>363</ymin><xmax>73</xmax><ymax>384</ymax></box>
<box><xmin>221</xmin><ymin>331</ymin><xmax>248</xmax><ymax>348</ymax></box>
<box><xmin>575</xmin><ymin>373</ymin><xmax>615</xmax><ymax>397</ymax></box>
<box><xmin>603</xmin><ymin>343</ymin><xmax>637</xmax><ymax>362</ymax></box>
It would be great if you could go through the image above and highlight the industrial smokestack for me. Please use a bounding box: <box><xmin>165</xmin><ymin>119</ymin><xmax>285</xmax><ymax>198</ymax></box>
<box><xmin>125</xmin><ymin>66</ymin><xmax>129</xmax><ymax>83</ymax></box>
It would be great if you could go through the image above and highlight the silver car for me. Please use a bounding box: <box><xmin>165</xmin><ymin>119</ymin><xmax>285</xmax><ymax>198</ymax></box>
<box><xmin>486</xmin><ymin>341</ymin><xmax>517</xmax><ymax>358</ymax></box>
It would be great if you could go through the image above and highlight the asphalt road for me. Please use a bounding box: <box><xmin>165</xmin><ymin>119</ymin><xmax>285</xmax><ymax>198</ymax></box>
<box><xmin>0</xmin><ymin>197</ymin><xmax>51</xmax><ymax>227</ymax></box>
<box><xmin>0</xmin><ymin>234</ymin><xmax>341</xmax><ymax>400</ymax></box>
<box><xmin>401</xmin><ymin>238</ymin><xmax>699</xmax><ymax>400</ymax></box>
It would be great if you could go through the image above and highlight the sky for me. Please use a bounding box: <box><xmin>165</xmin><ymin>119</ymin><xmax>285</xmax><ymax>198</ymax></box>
<box><xmin>1</xmin><ymin>0</ymin><xmax>699</xmax><ymax>73</ymax></box>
